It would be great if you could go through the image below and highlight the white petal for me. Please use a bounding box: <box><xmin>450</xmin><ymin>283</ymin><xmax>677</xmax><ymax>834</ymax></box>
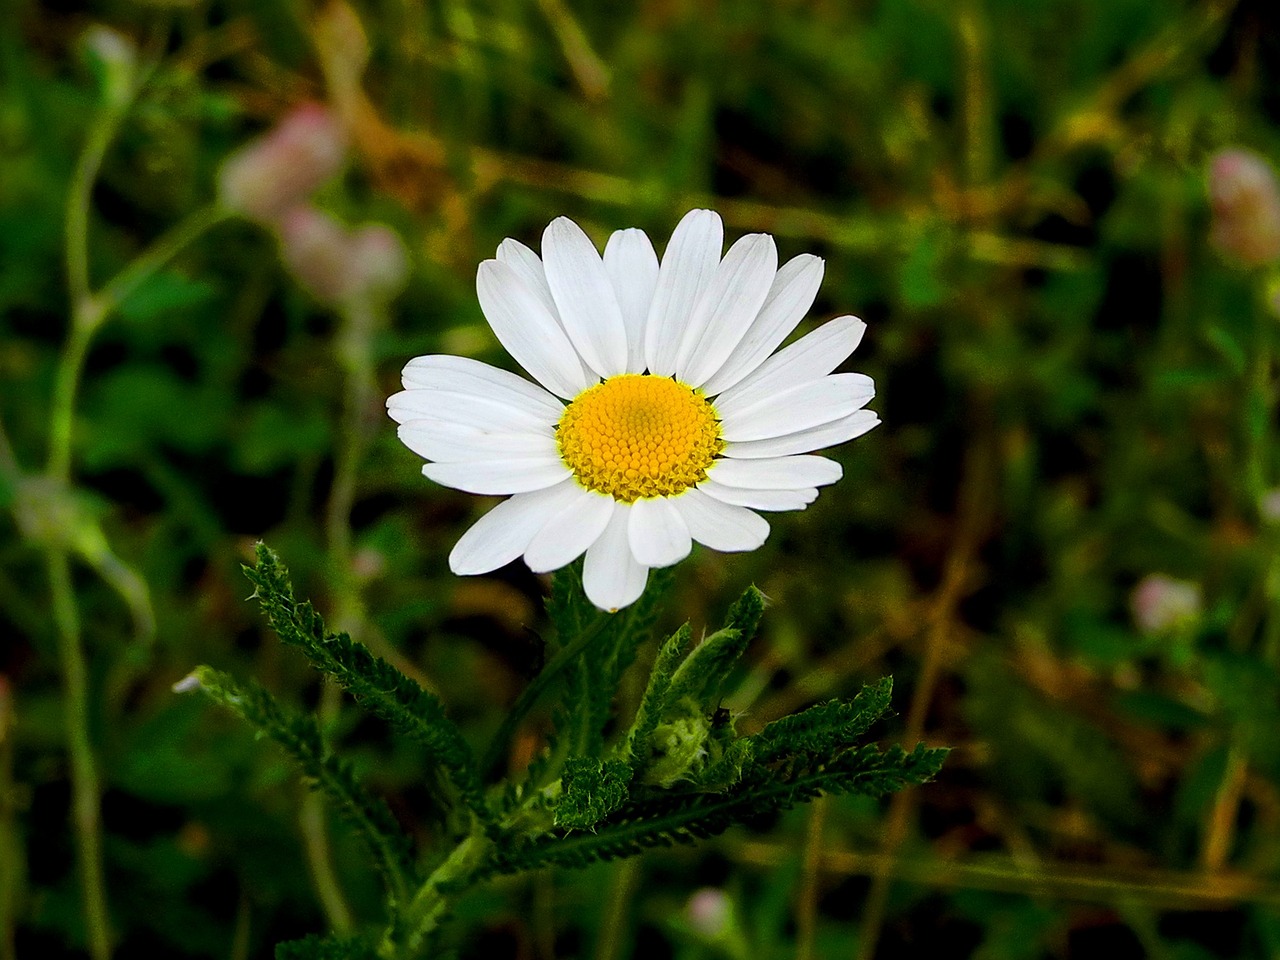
<box><xmin>449</xmin><ymin>481</ymin><xmax>581</xmax><ymax>574</ymax></box>
<box><xmin>398</xmin><ymin>421</ymin><xmax>559</xmax><ymax>463</ymax></box>
<box><xmin>675</xmin><ymin>233</ymin><xmax>778</xmax><ymax>387</ymax></box>
<box><xmin>708</xmin><ymin>455</ymin><xmax>842</xmax><ymax>489</ymax></box>
<box><xmin>477</xmin><ymin>259</ymin><xmax>594</xmax><ymax>399</ymax></box>
<box><xmin>523</xmin><ymin>488</ymin><xmax>616</xmax><ymax>573</ymax></box>
<box><xmin>584</xmin><ymin>506</ymin><xmax>650</xmax><ymax>610</ymax></box>
<box><xmin>700</xmin><ymin>254</ymin><xmax>825</xmax><ymax>396</ymax></box>
<box><xmin>723</xmin><ymin>410</ymin><xmax>881</xmax><ymax>459</ymax></box>
<box><xmin>714</xmin><ymin>316</ymin><xmax>866</xmax><ymax>413</ymax></box>
<box><xmin>496</xmin><ymin>238</ymin><xmax>561</xmax><ymax>322</ymax></box>
<box><xmin>671</xmin><ymin>488</ymin><xmax>769</xmax><ymax>552</ymax></box>
<box><xmin>718</xmin><ymin>373</ymin><xmax>875</xmax><ymax>442</ymax></box>
<box><xmin>423</xmin><ymin>458</ymin><xmax>571</xmax><ymax>495</ymax></box>
<box><xmin>627</xmin><ymin>497</ymin><xmax>692</xmax><ymax>568</ymax></box>
<box><xmin>699</xmin><ymin>480</ymin><xmax>818</xmax><ymax>511</ymax></box>
<box><xmin>644</xmin><ymin>209</ymin><xmax>723</xmax><ymax>376</ymax></box>
<box><xmin>397</xmin><ymin>355</ymin><xmax>565</xmax><ymax>421</ymax></box>
<box><xmin>542</xmin><ymin>217</ymin><xmax>629</xmax><ymax>378</ymax></box>
<box><xmin>388</xmin><ymin>390</ymin><xmax>556</xmax><ymax>433</ymax></box>
<box><xmin>603</xmin><ymin>228</ymin><xmax>659</xmax><ymax>372</ymax></box>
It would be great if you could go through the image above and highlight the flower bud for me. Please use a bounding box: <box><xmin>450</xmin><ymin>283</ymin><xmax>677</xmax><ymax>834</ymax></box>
<box><xmin>685</xmin><ymin>888</ymin><xmax>732</xmax><ymax>939</ymax></box>
<box><xmin>348</xmin><ymin>224</ymin><xmax>410</xmax><ymax>302</ymax></box>
<box><xmin>1131</xmin><ymin>574</ymin><xmax>1202</xmax><ymax>635</ymax></box>
<box><xmin>278</xmin><ymin>206</ymin><xmax>409</xmax><ymax>307</ymax></box>
<box><xmin>82</xmin><ymin>26</ymin><xmax>138</xmax><ymax>109</ymax></box>
<box><xmin>278</xmin><ymin>205</ymin><xmax>359</xmax><ymax>305</ymax></box>
<box><xmin>1259</xmin><ymin>488</ymin><xmax>1280</xmax><ymax>524</ymax></box>
<box><xmin>217</xmin><ymin>104</ymin><xmax>347</xmax><ymax>223</ymax></box>
<box><xmin>1207</xmin><ymin>148</ymin><xmax>1280</xmax><ymax>267</ymax></box>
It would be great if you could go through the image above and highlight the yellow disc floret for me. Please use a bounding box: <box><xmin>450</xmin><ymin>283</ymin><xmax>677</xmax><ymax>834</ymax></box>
<box><xmin>557</xmin><ymin>374</ymin><xmax>723</xmax><ymax>502</ymax></box>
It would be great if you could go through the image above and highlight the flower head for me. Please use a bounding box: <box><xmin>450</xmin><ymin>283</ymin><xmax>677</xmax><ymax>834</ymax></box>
<box><xmin>278</xmin><ymin>206</ymin><xmax>408</xmax><ymax>307</ymax></box>
<box><xmin>388</xmin><ymin>210</ymin><xmax>878</xmax><ymax>610</ymax></box>
<box><xmin>217</xmin><ymin>104</ymin><xmax>347</xmax><ymax>223</ymax></box>
<box><xmin>1207</xmin><ymin>148</ymin><xmax>1280</xmax><ymax>267</ymax></box>
<box><xmin>1131</xmin><ymin>574</ymin><xmax>1202</xmax><ymax>636</ymax></box>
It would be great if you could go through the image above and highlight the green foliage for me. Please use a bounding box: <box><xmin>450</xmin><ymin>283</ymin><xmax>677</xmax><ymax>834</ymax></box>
<box><xmin>749</xmin><ymin>677</ymin><xmax>894</xmax><ymax>766</ymax></box>
<box><xmin>275</xmin><ymin>934</ymin><xmax>379</xmax><ymax>960</ymax></box>
<box><xmin>515</xmin><ymin>587</ymin><xmax>942</xmax><ymax>867</ymax></box>
<box><xmin>243</xmin><ymin>544</ymin><xmax>491</xmax><ymax>829</ymax></box>
<box><xmin>10</xmin><ymin>0</ymin><xmax>1279</xmax><ymax>955</ymax></box>
<box><xmin>180</xmin><ymin>667</ymin><xmax>413</xmax><ymax>909</ymax></box>
<box><xmin>625</xmin><ymin>622</ymin><xmax>693</xmax><ymax>761</ymax></box>
<box><xmin>663</xmin><ymin>586</ymin><xmax>764</xmax><ymax>710</ymax></box>
<box><xmin>554</xmin><ymin>758</ymin><xmax>633</xmax><ymax>829</ymax></box>
<box><xmin>494</xmin><ymin>742</ymin><xmax>945</xmax><ymax>873</ymax></box>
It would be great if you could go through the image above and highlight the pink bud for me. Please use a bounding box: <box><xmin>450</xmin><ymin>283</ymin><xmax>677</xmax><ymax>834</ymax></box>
<box><xmin>685</xmin><ymin>887</ymin><xmax>731</xmax><ymax>938</ymax></box>
<box><xmin>218</xmin><ymin>104</ymin><xmax>347</xmax><ymax>223</ymax></box>
<box><xmin>1259</xmin><ymin>488</ymin><xmax>1280</xmax><ymax>524</ymax></box>
<box><xmin>278</xmin><ymin>206</ymin><xmax>360</xmax><ymax>305</ymax></box>
<box><xmin>1131</xmin><ymin>574</ymin><xmax>1201</xmax><ymax>635</ymax></box>
<box><xmin>1207</xmin><ymin>148</ymin><xmax>1280</xmax><ymax>267</ymax></box>
<box><xmin>349</xmin><ymin>224</ymin><xmax>410</xmax><ymax>301</ymax></box>
<box><xmin>278</xmin><ymin>206</ymin><xmax>409</xmax><ymax>307</ymax></box>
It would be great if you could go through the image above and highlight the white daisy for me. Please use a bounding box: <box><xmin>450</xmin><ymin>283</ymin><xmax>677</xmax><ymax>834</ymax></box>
<box><xmin>388</xmin><ymin>210</ymin><xmax>879</xmax><ymax>611</ymax></box>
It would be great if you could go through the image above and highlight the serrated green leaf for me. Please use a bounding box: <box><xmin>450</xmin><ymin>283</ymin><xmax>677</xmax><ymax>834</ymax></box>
<box><xmin>624</xmin><ymin>622</ymin><xmax>692</xmax><ymax>760</ymax></box>
<box><xmin>490</xmin><ymin>741</ymin><xmax>946</xmax><ymax>874</ymax></box>
<box><xmin>554</xmin><ymin>757</ymin><xmax>632</xmax><ymax>829</ymax></box>
<box><xmin>748</xmin><ymin>677</ymin><xmax>894</xmax><ymax>766</ymax></box>
<box><xmin>243</xmin><ymin>544</ymin><xmax>491</xmax><ymax>830</ymax></box>
<box><xmin>663</xmin><ymin>588</ymin><xmax>764</xmax><ymax>711</ymax></box>
<box><xmin>274</xmin><ymin>933</ymin><xmax>379</xmax><ymax>960</ymax></box>
<box><xmin>181</xmin><ymin>666</ymin><xmax>413</xmax><ymax>907</ymax></box>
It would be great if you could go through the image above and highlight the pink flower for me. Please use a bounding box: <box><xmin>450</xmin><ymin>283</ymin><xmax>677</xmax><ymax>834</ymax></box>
<box><xmin>1207</xmin><ymin>148</ymin><xmax>1280</xmax><ymax>267</ymax></box>
<box><xmin>278</xmin><ymin>206</ymin><xmax>408</xmax><ymax>307</ymax></box>
<box><xmin>218</xmin><ymin>104</ymin><xmax>347</xmax><ymax>223</ymax></box>
<box><xmin>1131</xmin><ymin>574</ymin><xmax>1202</xmax><ymax>635</ymax></box>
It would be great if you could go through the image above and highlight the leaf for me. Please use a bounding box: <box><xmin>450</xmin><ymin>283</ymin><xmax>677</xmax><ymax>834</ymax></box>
<box><xmin>490</xmin><ymin>742</ymin><xmax>946</xmax><ymax>873</ymax></box>
<box><xmin>180</xmin><ymin>666</ymin><xmax>413</xmax><ymax>908</ymax></box>
<box><xmin>116</xmin><ymin>269</ymin><xmax>218</xmax><ymax>324</ymax></box>
<box><xmin>554</xmin><ymin>758</ymin><xmax>632</xmax><ymax>829</ymax></box>
<box><xmin>624</xmin><ymin>622</ymin><xmax>693</xmax><ymax>760</ymax></box>
<box><xmin>748</xmin><ymin>677</ymin><xmax>894</xmax><ymax>766</ymax></box>
<box><xmin>664</xmin><ymin>586</ymin><xmax>765</xmax><ymax>711</ymax></box>
<box><xmin>274</xmin><ymin>933</ymin><xmax>379</xmax><ymax>960</ymax></box>
<box><xmin>243</xmin><ymin>544</ymin><xmax>493</xmax><ymax>831</ymax></box>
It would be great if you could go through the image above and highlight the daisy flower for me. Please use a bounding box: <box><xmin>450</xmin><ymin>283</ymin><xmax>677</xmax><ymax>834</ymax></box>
<box><xmin>388</xmin><ymin>210</ymin><xmax>878</xmax><ymax>610</ymax></box>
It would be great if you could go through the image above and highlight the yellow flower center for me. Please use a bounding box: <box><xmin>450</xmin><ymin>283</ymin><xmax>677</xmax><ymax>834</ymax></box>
<box><xmin>556</xmin><ymin>374</ymin><xmax>723</xmax><ymax>502</ymax></box>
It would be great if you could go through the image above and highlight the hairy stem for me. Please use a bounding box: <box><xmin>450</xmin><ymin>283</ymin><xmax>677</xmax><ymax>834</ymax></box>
<box><xmin>481</xmin><ymin>610</ymin><xmax>612</xmax><ymax>780</ymax></box>
<box><xmin>380</xmin><ymin>833</ymin><xmax>492</xmax><ymax>960</ymax></box>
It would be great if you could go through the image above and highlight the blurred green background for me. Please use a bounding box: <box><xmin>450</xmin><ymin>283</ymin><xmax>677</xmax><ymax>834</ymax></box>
<box><xmin>5</xmin><ymin>0</ymin><xmax>1280</xmax><ymax>956</ymax></box>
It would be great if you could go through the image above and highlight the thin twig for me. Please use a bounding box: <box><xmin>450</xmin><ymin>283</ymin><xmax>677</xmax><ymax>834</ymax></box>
<box><xmin>734</xmin><ymin>841</ymin><xmax>1280</xmax><ymax>910</ymax></box>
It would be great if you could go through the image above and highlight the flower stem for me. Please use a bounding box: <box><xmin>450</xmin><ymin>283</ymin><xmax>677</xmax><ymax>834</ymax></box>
<box><xmin>47</xmin><ymin>548</ymin><xmax>112</xmax><ymax>960</ymax></box>
<box><xmin>480</xmin><ymin>609</ymin><xmax>612</xmax><ymax>780</ymax></box>
<box><xmin>47</xmin><ymin>64</ymin><xmax>228</xmax><ymax>960</ymax></box>
<box><xmin>96</xmin><ymin>204</ymin><xmax>233</xmax><ymax>319</ymax></box>
<box><xmin>379</xmin><ymin>832</ymin><xmax>492</xmax><ymax>959</ymax></box>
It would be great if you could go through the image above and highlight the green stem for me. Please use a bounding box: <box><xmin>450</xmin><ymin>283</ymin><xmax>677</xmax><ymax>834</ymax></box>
<box><xmin>48</xmin><ymin>64</ymin><xmax>226</xmax><ymax>960</ymax></box>
<box><xmin>47</xmin><ymin>549</ymin><xmax>112</xmax><ymax>960</ymax></box>
<box><xmin>65</xmin><ymin>106</ymin><xmax>126</xmax><ymax>309</ymax></box>
<box><xmin>297</xmin><ymin>298</ymin><xmax>383</xmax><ymax>928</ymax></box>
<box><xmin>95</xmin><ymin>204</ymin><xmax>233</xmax><ymax>318</ymax></box>
<box><xmin>0</xmin><ymin>675</ymin><xmax>18</xmax><ymax>960</ymax></box>
<box><xmin>480</xmin><ymin>610</ymin><xmax>612</xmax><ymax>780</ymax></box>
<box><xmin>380</xmin><ymin>833</ymin><xmax>492</xmax><ymax>960</ymax></box>
<box><xmin>46</xmin><ymin>83</ymin><xmax>133</xmax><ymax>960</ymax></box>
<box><xmin>46</xmin><ymin>320</ymin><xmax>94</xmax><ymax>485</ymax></box>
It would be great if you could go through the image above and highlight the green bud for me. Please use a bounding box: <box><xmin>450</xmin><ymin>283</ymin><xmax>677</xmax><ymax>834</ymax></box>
<box><xmin>81</xmin><ymin>26</ymin><xmax>138</xmax><ymax>109</ymax></box>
